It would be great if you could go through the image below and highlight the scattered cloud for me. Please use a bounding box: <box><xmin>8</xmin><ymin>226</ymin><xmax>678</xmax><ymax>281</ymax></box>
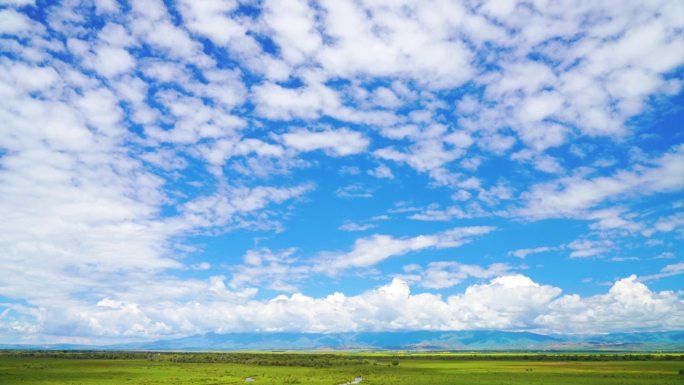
<box><xmin>567</xmin><ymin>239</ymin><xmax>614</xmax><ymax>258</ymax></box>
<box><xmin>518</xmin><ymin>145</ymin><xmax>684</xmax><ymax>222</ymax></box>
<box><xmin>642</xmin><ymin>212</ymin><xmax>684</xmax><ymax>237</ymax></box>
<box><xmin>640</xmin><ymin>263</ymin><xmax>684</xmax><ymax>282</ymax></box>
<box><xmin>409</xmin><ymin>204</ymin><xmax>485</xmax><ymax>221</ymax></box>
<box><xmin>180</xmin><ymin>184</ymin><xmax>314</xmax><ymax>231</ymax></box>
<box><xmin>339</xmin><ymin>221</ymin><xmax>377</xmax><ymax>232</ymax></box>
<box><xmin>227</xmin><ymin>248</ymin><xmax>308</xmax><ymax>292</ymax></box>
<box><xmin>281</xmin><ymin>128</ymin><xmax>369</xmax><ymax>156</ymax></box>
<box><xmin>313</xmin><ymin>227</ymin><xmax>495</xmax><ymax>274</ymax></box>
<box><xmin>368</xmin><ymin>164</ymin><xmax>395</xmax><ymax>179</ymax></box>
<box><xmin>399</xmin><ymin>262</ymin><xmax>511</xmax><ymax>289</ymax></box>
<box><xmin>609</xmin><ymin>257</ymin><xmax>640</xmax><ymax>262</ymax></box>
<box><xmin>508</xmin><ymin>246</ymin><xmax>557</xmax><ymax>259</ymax></box>
<box><xmin>335</xmin><ymin>183</ymin><xmax>374</xmax><ymax>199</ymax></box>
<box><xmin>654</xmin><ymin>252</ymin><xmax>675</xmax><ymax>259</ymax></box>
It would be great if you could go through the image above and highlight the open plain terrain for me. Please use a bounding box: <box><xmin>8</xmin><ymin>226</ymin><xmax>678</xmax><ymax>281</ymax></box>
<box><xmin>1</xmin><ymin>351</ymin><xmax>683</xmax><ymax>385</ymax></box>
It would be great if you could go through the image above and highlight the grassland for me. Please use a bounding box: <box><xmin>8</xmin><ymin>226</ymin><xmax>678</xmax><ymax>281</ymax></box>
<box><xmin>0</xmin><ymin>351</ymin><xmax>683</xmax><ymax>385</ymax></box>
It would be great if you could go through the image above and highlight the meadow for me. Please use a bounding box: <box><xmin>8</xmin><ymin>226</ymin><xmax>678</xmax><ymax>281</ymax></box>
<box><xmin>0</xmin><ymin>351</ymin><xmax>683</xmax><ymax>385</ymax></box>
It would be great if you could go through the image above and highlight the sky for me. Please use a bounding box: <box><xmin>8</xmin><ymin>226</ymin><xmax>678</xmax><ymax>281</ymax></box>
<box><xmin>0</xmin><ymin>0</ymin><xmax>683</xmax><ymax>345</ymax></box>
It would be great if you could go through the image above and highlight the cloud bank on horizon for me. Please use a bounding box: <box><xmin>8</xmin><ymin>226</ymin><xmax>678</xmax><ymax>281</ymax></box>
<box><xmin>0</xmin><ymin>0</ymin><xmax>683</xmax><ymax>344</ymax></box>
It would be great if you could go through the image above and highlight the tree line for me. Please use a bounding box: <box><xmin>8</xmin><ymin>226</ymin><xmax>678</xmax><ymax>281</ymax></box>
<box><xmin>1</xmin><ymin>350</ymin><xmax>681</xmax><ymax>365</ymax></box>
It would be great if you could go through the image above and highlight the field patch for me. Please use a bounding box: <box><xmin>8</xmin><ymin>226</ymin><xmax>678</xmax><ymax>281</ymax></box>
<box><xmin>0</xmin><ymin>351</ymin><xmax>683</xmax><ymax>384</ymax></box>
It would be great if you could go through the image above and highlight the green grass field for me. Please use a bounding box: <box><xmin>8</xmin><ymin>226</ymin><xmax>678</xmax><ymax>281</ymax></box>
<box><xmin>1</xmin><ymin>352</ymin><xmax>683</xmax><ymax>385</ymax></box>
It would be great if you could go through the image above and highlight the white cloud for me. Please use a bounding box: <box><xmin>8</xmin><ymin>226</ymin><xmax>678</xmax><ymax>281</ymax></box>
<box><xmin>511</xmin><ymin>150</ymin><xmax>564</xmax><ymax>174</ymax></box>
<box><xmin>537</xmin><ymin>275</ymin><xmax>684</xmax><ymax>334</ymax></box>
<box><xmin>456</xmin><ymin>1</ymin><xmax>684</xmax><ymax>154</ymax></box>
<box><xmin>262</xmin><ymin>0</ymin><xmax>321</xmax><ymax>65</ymax></box>
<box><xmin>1</xmin><ymin>0</ymin><xmax>683</xmax><ymax>344</ymax></box>
<box><xmin>610</xmin><ymin>256</ymin><xmax>639</xmax><ymax>262</ymax></box>
<box><xmin>141</xmin><ymin>60</ymin><xmax>188</xmax><ymax>83</ymax></box>
<box><xmin>586</xmin><ymin>208</ymin><xmax>640</xmax><ymax>232</ymax></box>
<box><xmin>2</xmin><ymin>273</ymin><xmax>683</xmax><ymax>342</ymax></box>
<box><xmin>143</xmin><ymin>89</ymin><xmax>246</xmax><ymax>145</ymax></box>
<box><xmin>176</xmin><ymin>0</ymin><xmax>291</xmax><ymax>81</ymax></box>
<box><xmin>228</xmin><ymin>248</ymin><xmax>308</xmax><ymax>292</ymax></box>
<box><xmin>642</xmin><ymin>212</ymin><xmax>684</xmax><ymax>237</ymax></box>
<box><xmin>508</xmin><ymin>246</ymin><xmax>556</xmax><ymax>259</ymax></box>
<box><xmin>0</xmin><ymin>0</ymin><xmax>35</xmax><ymax>6</ymax></box>
<box><xmin>94</xmin><ymin>0</ymin><xmax>119</xmax><ymax>14</ymax></box>
<box><xmin>409</xmin><ymin>206</ymin><xmax>470</xmax><ymax>221</ymax></box>
<box><xmin>335</xmin><ymin>184</ymin><xmax>374</xmax><ymax>199</ymax></box>
<box><xmin>371</xmin><ymin>87</ymin><xmax>402</xmax><ymax>109</ymax></box>
<box><xmin>315</xmin><ymin>0</ymin><xmax>474</xmax><ymax>89</ymax></box>
<box><xmin>444</xmin><ymin>131</ymin><xmax>474</xmax><ymax>148</ymax></box>
<box><xmin>197</xmin><ymin>137</ymin><xmax>285</xmax><ymax>173</ymax></box>
<box><xmin>654</xmin><ymin>252</ymin><xmax>675</xmax><ymax>259</ymax></box>
<box><xmin>129</xmin><ymin>0</ymin><xmax>213</xmax><ymax>67</ymax></box>
<box><xmin>368</xmin><ymin>164</ymin><xmax>394</xmax><ymax>179</ymax></box>
<box><xmin>253</xmin><ymin>82</ymin><xmax>340</xmax><ymax>120</ymax></box>
<box><xmin>451</xmin><ymin>190</ymin><xmax>472</xmax><ymax>201</ymax></box>
<box><xmin>92</xmin><ymin>46</ymin><xmax>135</xmax><ymax>77</ymax></box>
<box><xmin>177</xmin><ymin>0</ymin><xmax>244</xmax><ymax>46</ymax></box>
<box><xmin>374</xmin><ymin>135</ymin><xmax>465</xmax><ymax>185</ymax></box>
<box><xmin>519</xmin><ymin>145</ymin><xmax>684</xmax><ymax>219</ymax></box>
<box><xmin>0</xmin><ymin>63</ymin><xmax>180</xmax><ymax>310</ymax></box>
<box><xmin>313</xmin><ymin>226</ymin><xmax>495</xmax><ymax>274</ymax></box>
<box><xmin>339</xmin><ymin>221</ymin><xmax>377</xmax><ymax>232</ymax></box>
<box><xmin>447</xmin><ymin>275</ymin><xmax>563</xmax><ymax>330</ymax></box>
<box><xmin>0</xmin><ymin>8</ymin><xmax>37</xmax><ymax>35</ymax></box>
<box><xmin>567</xmin><ymin>239</ymin><xmax>613</xmax><ymax>258</ymax></box>
<box><xmin>180</xmin><ymin>184</ymin><xmax>314</xmax><ymax>230</ymax></box>
<box><xmin>339</xmin><ymin>165</ymin><xmax>361</xmax><ymax>175</ymax></box>
<box><xmin>281</xmin><ymin>127</ymin><xmax>369</xmax><ymax>156</ymax></box>
<box><xmin>518</xmin><ymin>91</ymin><xmax>564</xmax><ymax>123</ymax></box>
<box><xmin>400</xmin><ymin>262</ymin><xmax>511</xmax><ymax>289</ymax></box>
<box><xmin>0</xmin><ymin>49</ymin><xmax>312</xmax><ymax>332</ymax></box>
<box><xmin>640</xmin><ymin>263</ymin><xmax>684</xmax><ymax>282</ymax></box>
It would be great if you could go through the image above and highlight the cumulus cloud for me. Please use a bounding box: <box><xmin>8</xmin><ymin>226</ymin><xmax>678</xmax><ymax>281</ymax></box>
<box><xmin>5</xmin><ymin>274</ymin><xmax>681</xmax><ymax>341</ymax></box>
<box><xmin>537</xmin><ymin>275</ymin><xmax>684</xmax><ymax>334</ymax></box>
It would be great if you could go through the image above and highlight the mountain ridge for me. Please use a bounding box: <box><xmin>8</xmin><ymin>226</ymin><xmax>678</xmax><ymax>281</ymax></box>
<box><xmin>2</xmin><ymin>330</ymin><xmax>683</xmax><ymax>352</ymax></box>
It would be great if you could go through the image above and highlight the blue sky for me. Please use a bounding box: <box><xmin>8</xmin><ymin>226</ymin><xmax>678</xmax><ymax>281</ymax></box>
<box><xmin>0</xmin><ymin>0</ymin><xmax>683</xmax><ymax>344</ymax></box>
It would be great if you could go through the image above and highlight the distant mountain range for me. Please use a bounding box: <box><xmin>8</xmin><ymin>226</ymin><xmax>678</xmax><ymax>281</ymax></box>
<box><xmin>2</xmin><ymin>331</ymin><xmax>683</xmax><ymax>351</ymax></box>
